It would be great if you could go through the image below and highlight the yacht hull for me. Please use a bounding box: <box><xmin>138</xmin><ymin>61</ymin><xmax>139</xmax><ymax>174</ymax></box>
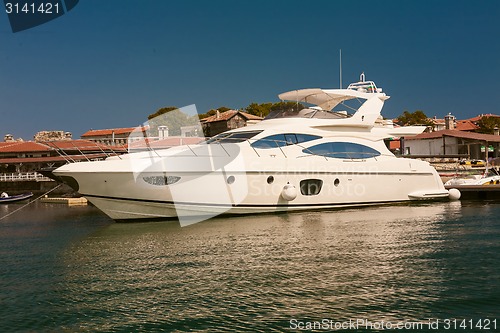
<box><xmin>84</xmin><ymin>195</ymin><xmax>436</xmax><ymax>221</ymax></box>
<box><xmin>54</xmin><ymin>157</ymin><xmax>449</xmax><ymax>221</ymax></box>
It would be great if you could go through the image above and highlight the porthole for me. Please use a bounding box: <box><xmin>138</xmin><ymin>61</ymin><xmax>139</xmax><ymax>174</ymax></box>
<box><xmin>267</xmin><ymin>176</ymin><xmax>274</xmax><ymax>184</ymax></box>
<box><xmin>334</xmin><ymin>178</ymin><xmax>340</xmax><ymax>187</ymax></box>
<box><xmin>227</xmin><ymin>176</ymin><xmax>235</xmax><ymax>184</ymax></box>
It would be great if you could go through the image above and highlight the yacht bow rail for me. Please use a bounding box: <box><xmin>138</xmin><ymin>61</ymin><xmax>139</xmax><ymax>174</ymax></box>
<box><xmin>44</xmin><ymin>141</ymin><xmax>127</xmax><ymax>163</ymax></box>
<box><xmin>44</xmin><ymin>137</ymin><xmax>392</xmax><ymax>164</ymax></box>
<box><xmin>0</xmin><ymin>172</ymin><xmax>54</xmax><ymax>182</ymax></box>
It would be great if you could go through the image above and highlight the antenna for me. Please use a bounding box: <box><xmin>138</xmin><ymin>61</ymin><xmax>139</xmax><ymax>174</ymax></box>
<box><xmin>339</xmin><ymin>49</ymin><xmax>342</xmax><ymax>89</ymax></box>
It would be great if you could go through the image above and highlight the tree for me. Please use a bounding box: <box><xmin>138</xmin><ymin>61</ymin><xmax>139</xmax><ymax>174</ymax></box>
<box><xmin>215</xmin><ymin>106</ymin><xmax>231</xmax><ymax>113</ymax></box>
<box><xmin>245</xmin><ymin>102</ymin><xmax>273</xmax><ymax>118</ymax></box>
<box><xmin>395</xmin><ymin>110</ymin><xmax>433</xmax><ymax>126</ymax></box>
<box><xmin>270</xmin><ymin>101</ymin><xmax>304</xmax><ymax>113</ymax></box>
<box><xmin>147</xmin><ymin>106</ymin><xmax>199</xmax><ymax>136</ymax></box>
<box><xmin>476</xmin><ymin>116</ymin><xmax>500</xmax><ymax>134</ymax></box>
<box><xmin>148</xmin><ymin>106</ymin><xmax>178</xmax><ymax>120</ymax></box>
<box><xmin>198</xmin><ymin>106</ymin><xmax>232</xmax><ymax>119</ymax></box>
<box><xmin>245</xmin><ymin>101</ymin><xmax>304</xmax><ymax>118</ymax></box>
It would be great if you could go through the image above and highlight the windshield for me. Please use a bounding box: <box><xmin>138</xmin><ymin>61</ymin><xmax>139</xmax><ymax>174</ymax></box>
<box><xmin>265</xmin><ymin>108</ymin><xmax>350</xmax><ymax>120</ymax></box>
<box><xmin>203</xmin><ymin>130</ymin><xmax>263</xmax><ymax>144</ymax></box>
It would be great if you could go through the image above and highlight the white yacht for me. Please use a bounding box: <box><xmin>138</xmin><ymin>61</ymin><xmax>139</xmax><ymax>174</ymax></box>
<box><xmin>53</xmin><ymin>76</ymin><xmax>458</xmax><ymax>223</ymax></box>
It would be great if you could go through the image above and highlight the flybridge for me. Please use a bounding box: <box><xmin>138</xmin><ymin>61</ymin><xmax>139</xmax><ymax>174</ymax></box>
<box><xmin>278</xmin><ymin>73</ymin><xmax>389</xmax><ymax>112</ymax></box>
<box><xmin>274</xmin><ymin>74</ymin><xmax>391</xmax><ymax>129</ymax></box>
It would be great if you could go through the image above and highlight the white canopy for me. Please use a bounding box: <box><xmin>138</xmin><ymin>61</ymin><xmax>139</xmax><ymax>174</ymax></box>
<box><xmin>278</xmin><ymin>88</ymin><xmax>389</xmax><ymax>111</ymax></box>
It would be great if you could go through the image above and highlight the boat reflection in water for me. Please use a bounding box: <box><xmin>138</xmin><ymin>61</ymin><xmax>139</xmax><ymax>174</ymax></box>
<box><xmin>58</xmin><ymin>201</ymin><xmax>475</xmax><ymax>331</ymax></box>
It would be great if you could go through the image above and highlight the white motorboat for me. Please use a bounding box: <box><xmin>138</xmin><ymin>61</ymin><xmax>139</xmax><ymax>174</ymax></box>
<box><xmin>445</xmin><ymin>167</ymin><xmax>500</xmax><ymax>186</ymax></box>
<box><xmin>53</xmin><ymin>76</ymin><xmax>457</xmax><ymax>223</ymax></box>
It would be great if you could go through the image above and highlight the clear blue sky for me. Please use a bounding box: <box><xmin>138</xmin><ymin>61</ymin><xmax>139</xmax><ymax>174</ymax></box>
<box><xmin>1</xmin><ymin>0</ymin><xmax>499</xmax><ymax>139</ymax></box>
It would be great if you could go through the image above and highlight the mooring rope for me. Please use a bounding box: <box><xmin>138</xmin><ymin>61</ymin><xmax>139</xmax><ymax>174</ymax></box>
<box><xmin>0</xmin><ymin>183</ymin><xmax>64</xmax><ymax>221</ymax></box>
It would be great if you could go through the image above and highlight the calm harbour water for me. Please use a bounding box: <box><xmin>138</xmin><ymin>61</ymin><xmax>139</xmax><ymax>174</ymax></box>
<box><xmin>0</xmin><ymin>200</ymin><xmax>499</xmax><ymax>332</ymax></box>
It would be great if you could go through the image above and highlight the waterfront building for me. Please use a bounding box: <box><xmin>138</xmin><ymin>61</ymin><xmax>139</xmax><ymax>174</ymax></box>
<box><xmin>397</xmin><ymin>113</ymin><xmax>500</xmax><ymax>134</ymax></box>
<box><xmin>81</xmin><ymin>126</ymin><xmax>148</xmax><ymax>146</ymax></box>
<box><xmin>393</xmin><ymin>113</ymin><xmax>500</xmax><ymax>157</ymax></box>
<box><xmin>405</xmin><ymin>130</ymin><xmax>500</xmax><ymax>161</ymax></box>
<box><xmin>34</xmin><ymin>130</ymin><xmax>72</xmax><ymax>142</ymax></box>
<box><xmin>0</xmin><ymin>138</ymin><xmax>125</xmax><ymax>192</ymax></box>
<box><xmin>201</xmin><ymin>110</ymin><xmax>263</xmax><ymax>137</ymax></box>
<box><xmin>0</xmin><ymin>140</ymin><xmax>123</xmax><ymax>174</ymax></box>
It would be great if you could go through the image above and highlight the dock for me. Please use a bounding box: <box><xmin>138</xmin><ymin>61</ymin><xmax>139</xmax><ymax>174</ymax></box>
<box><xmin>40</xmin><ymin>197</ymin><xmax>88</xmax><ymax>205</ymax></box>
<box><xmin>444</xmin><ymin>184</ymin><xmax>500</xmax><ymax>200</ymax></box>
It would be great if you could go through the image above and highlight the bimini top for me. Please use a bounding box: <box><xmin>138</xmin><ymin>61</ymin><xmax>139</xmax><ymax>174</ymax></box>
<box><xmin>278</xmin><ymin>75</ymin><xmax>389</xmax><ymax>111</ymax></box>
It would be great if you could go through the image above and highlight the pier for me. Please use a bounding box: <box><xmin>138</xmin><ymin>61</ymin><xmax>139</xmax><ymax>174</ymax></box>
<box><xmin>40</xmin><ymin>197</ymin><xmax>88</xmax><ymax>205</ymax></box>
<box><xmin>445</xmin><ymin>184</ymin><xmax>500</xmax><ymax>200</ymax></box>
<box><xmin>0</xmin><ymin>172</ymin><xmax>72</xmax><ymax>195</ymax></box>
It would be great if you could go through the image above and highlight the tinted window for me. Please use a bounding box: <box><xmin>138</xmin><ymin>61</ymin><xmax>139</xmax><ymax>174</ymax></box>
<box><xmin>251</xmin><ymin>134</ymin><xmax>287</xmax><ymax>148</ymax></box>
<box><xmin>303</xmin><ymin>142</ymin><xmax>380</xmax><ymax>159</ymax></box>
<box><xmin>251</xmin><ymin>133</ymin><xmax>321</xmax><ymax>149</ymax></box>
<box><xmin>205</xmin><ymin>131</ymin><xmax>262</xmax><ymax>144</ymax></box>
<box><xmin>296</xmin><ymin>134</ymin><xmax>322</xmax><ymax>143</ymax></box>
<box><xmin>284</xmin><ymin>134</ymin><xmax>297</xmax><ymax>145</ymax></box>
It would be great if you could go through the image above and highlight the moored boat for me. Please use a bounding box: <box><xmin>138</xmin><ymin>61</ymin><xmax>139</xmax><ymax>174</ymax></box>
<box><xmin>445</xmin><ymin>167</ymin><xmax>500</xmax><ymax>186</ymax></box>
<box><xmin>0</xmin><ymin>192</ymin><xmax>33</xmax><ymax>203</ymax></box>
<box><xmin>51</xmin><ymin>75</ymin><xmax>459</xmax><ymax>224</ymax></box>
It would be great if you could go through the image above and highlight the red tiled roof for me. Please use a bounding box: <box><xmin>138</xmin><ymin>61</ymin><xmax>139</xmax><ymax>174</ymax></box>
<box><xmin>201</xmin><ymin>110</ymin><xmax>263</xmax><ymax>123</ymax></box>
<box><xmin>81</xmin><ymin>126</ymin><xmax>148</xmax><ymax>137</ymax></box>
<box><xmin>0</xmin><ymin>140</ymin><xmax>126</xmax><ymax>155</ymax></box>
<box><xmin>0</xmin><ymin>154</ymin><xmax>110</xmax><ymax>164</ymax></box>
<box><xmin>0</xmin><ymin>141</ymin><xmax>51</xmax><ymax>153</ymax></box>
<box><xmin>427</xmin><ymin>118</ymin><xmax>445</xmax><ymax>125</ymax></box>
<box><xmin>454</xmin><ymin>120</ymin><xmax>478</xmax><ymax>131</ymax></box>
<box><xmin>406</xmin><ymin>129</ymin><xmax>500</xmax><ymax>142</ymax></box>
<box><xmin>465</xmin><ymin>114</ymin><xmax>500</xmax><ymax>122</ymax></box>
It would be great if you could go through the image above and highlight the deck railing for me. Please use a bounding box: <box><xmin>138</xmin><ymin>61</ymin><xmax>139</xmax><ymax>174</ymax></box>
<box><xmin>0</xmin><ymin>172</ymin><xmax>54</xmax><ymax>182</ymax></box>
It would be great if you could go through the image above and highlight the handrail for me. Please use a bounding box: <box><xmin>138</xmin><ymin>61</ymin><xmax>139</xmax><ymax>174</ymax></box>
<box><xmin>0</xmin><ymin>172</ymin><xmax>54</xmax><ymax>182</ymax></box>
<box><xmin>37</xmin><ymin>136</ymin><xmax>393</xmax><ymax>163</ymax></box>
<box><xmin>202</xmin><ymin>137</ymin><xmax>391</xmax><ymax>161</ymax></box>
<box><xmin>41</xmin><ymin>140</ymin><xmax>128</xmax><ymax>164</ymax></box>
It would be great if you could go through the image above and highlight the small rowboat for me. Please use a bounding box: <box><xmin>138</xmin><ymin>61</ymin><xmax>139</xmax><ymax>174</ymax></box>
<box><xmin>0</xmin><ymin>192</ymin><xmax>33</xmax><ymax>203</ymax></box>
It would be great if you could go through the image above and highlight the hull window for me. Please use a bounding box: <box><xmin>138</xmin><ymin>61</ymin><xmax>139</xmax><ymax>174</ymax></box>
<box><xmin>303</xmin><ymin>142</ymin><xmax>380</xmax><ymax>159</ymax></box>
<box><xmin>300</xmin><ymin>179</ymin><xmax>323</xmax><ymax>196</ymax></box>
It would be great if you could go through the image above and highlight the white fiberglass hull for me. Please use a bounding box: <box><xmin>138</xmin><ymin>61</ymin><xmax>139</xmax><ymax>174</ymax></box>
<box><xmin>54</xmin><ymin>151</ymin><xmax>449</xmax><ymax>222</ymax></box>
